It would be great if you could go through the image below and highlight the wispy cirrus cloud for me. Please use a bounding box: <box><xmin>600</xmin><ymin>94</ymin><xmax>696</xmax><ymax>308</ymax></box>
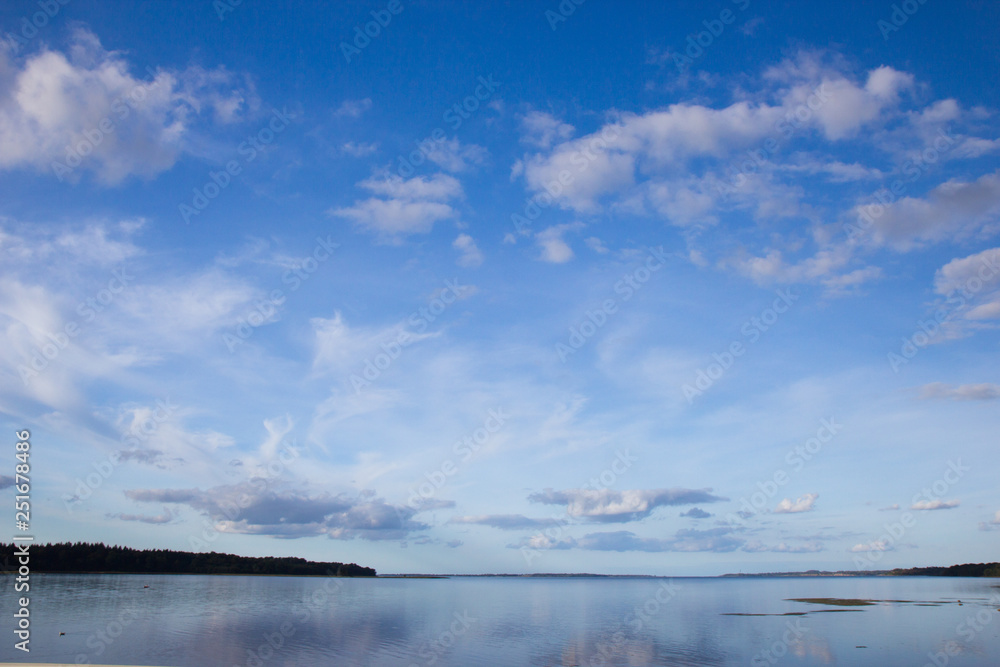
<box><xmin>918</xmin><ymin>382</ymin><xmax>1000</xmax><ymax>401</ymax></box>
<box><xmin>514</xmin><ymin>527</ymin><xmax>744</xmax><ymax>553</ymax></box>
<box><xmin>450</xmin><ymin>514</ymin><xmax>564</xmax><ymax>530</ymax></box>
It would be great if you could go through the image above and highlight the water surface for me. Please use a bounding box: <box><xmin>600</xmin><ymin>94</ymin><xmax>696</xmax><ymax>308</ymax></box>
<box><xmin>2</xmin><ymin>574</ymin><xmax>998</xmax><ymax>665</ymax></box>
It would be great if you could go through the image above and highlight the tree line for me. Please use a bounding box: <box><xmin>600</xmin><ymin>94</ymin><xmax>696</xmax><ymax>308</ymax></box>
<box><xmin>888</xmin><ymin>562</ymin><xmax>1000</xmax><ymax>577</ymax></box>
<box><xmin>1</xmin><ymin>542</ymin><xmax>376</xmax><ymax>577</ymax></box>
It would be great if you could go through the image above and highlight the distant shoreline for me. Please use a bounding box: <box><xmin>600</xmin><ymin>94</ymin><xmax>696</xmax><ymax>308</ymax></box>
<box><xmin>10</xmin><ymin>543</ymin><xmax>997</xmax><ymax>580</ymax></box>
<box><xmin>719</xmin><ymin>562</ymin><xmax>1000</xmax><ymax>578</ymax></box>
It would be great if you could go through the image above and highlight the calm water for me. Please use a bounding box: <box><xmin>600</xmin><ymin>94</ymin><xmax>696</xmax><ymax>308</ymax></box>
<box><xmin>1</xmin><ymin>574</ymin><xmax>998</xmax><ymax>666</ymax></box>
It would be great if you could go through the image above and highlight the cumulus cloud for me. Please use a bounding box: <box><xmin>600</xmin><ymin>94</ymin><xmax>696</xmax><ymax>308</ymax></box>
<box><xmin>918</xmin><ymin>382</ymin><xmax>1000</xmax><ymax>401</ymax></box>
<box><xmin>0</xmin><ymin>28</ymin><xmax>253</xmax><ymax>184</ymax></box>
<box><xmin>527</xmin><ymin>487</ymin><xmax>727</xmax><ymax>522</ymax></box>
<box><xmin>330</xmin><ymin>173</ymin><xmax>462</xmax><ymax>242</ymax></box>
<box><xmin>125</xmin><ymin>484</ymin><xmax>431</xmax><ymax>540</ymax></box>
<box><xmin>910</xmin><ymin>499</ymin><xmax>959</xmax><ymax>511</ymax></box>
<box><xmin>453</xmin><ymin>233</ymin><xmax>483</xmax><ymax>268</ymax></box>
<box><xmin>860</xmin><ymin>171</ymin><xmax>1000</xmax><ymax>251</ymax></box>
<box><xmin>764</xmin><ymin>54</ymin><xmax>913</xmax><ymax>140</ymax></box>
<box><xmin>535</xmin><ymin>222</ymin><xmax>584</xmax><ymax>263</ymax></box>
<box><xmin>934</xmin><ymin>248</ymin><xmax>1000</xmax><ymax>295</ymax></box>
<box><xmin>774</xmin><ymin>493</ymin><xmax>818</xmax><ymax>514</ymax></box>
<box><xmin>519</xmin><ymin>57</ymin><xmax>914</xmax><ymax>213</ymax></box>
<box><xmin>680</xmin><ymin>507</ymin><xmax>711</xmax><ymax>519</ymax></box>
<box><xmin>932</xmin><ymin>248</ymin><xmax>1000</xmax><ymax>324</ymax></box>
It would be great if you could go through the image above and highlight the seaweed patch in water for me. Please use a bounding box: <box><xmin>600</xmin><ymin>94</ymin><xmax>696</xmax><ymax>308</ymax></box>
<box><xmin>720</xmin><ymin>612</ymin><xmax>808</xmax><ymax>616</ymax></box>
<box><xmin>786</xmin><ymin>598</ymin><xmax>877</xmax><ymax>606</ymax></box>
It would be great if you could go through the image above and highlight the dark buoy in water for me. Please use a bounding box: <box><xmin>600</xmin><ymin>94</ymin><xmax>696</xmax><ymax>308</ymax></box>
<box><xmin>59</xmin><ymin>632</ymin><xmax>65</xmax><ymax>636</ymax></box>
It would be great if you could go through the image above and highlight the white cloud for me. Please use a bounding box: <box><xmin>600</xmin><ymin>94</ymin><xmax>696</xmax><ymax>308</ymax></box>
<box><xmin>850</xmin><ymin>539</ymin><xmax>892</xmax><ymax>553</ymax></box>
<box><xmin>516</xmin><ymin>527</ymin><xmax>744</xmax><ymax>553</ymax></box>
<box><xmin>519</xmin><ymin>110</ymin><xmax>574</xmax><ymax>148</ymax></box>
<box><xmin>585</xmin><ymin>237</ymin><xmax>609</xmax><ymax>254</ymax></box>
<box><xmin>341</xmin><ymin>141</ymin><xmax>378</xmax><ymax>157</ymax></box>
<box><xmin>519</xmin><ymin>54</ymin><xmax>924</xmax><ymax>219</ymax></box>
<box><xmin>450</xmin><ymin>514</ymin><xmax>563</xmax><ymax>530</ymax></box>
<box><xmin>979</xmin><ymin>510</ymin><xmax>1000</xmax><ymax>531</ymax></box>
<box><xmin>527</xmin><ymin>487</ymin><xmax>727</xmax><ymax>522</ymax></box>
<box><xmin>932</xmin><ymin>247</ymin><xmax>1000</xmax><ymax>327</ymax></box>
<box><xmin>359</xmin><ymin>173</ymin><xmax>462</xmax><ymax>201</ymax></box>
<box><xmin>333</xmin><ymin>198</ymin><xmax>455</xmax><ymax>240</ymax></box>
<box><xmin>310</xmin><ymin>312</ymin><xmax>379</xmax><ymax>375</ymax></box>
<box><xmin>0</xmin><ymin>28</ymin><xmax>252</xmax><ymax>184</ymax></box>
<box><xmin>862</xmin><ymin>171</ymin><xmax>1000</xmax><ymax>251</ymax></box>
<box><xmin>742</xmin><ymin>540</ymin><xmax>824</xmax><ymax>553</ymax></box>
<box><xmin>910</xmin><ymin>499</ymin><xmax>959</xmax><ymax>511</ymax></box>
<box><xmin>521</xmin><ymin>136</ymin><xmax>636</xmax><ymax>212</ymax></box>
<box><xmin>110</xmin><ymin>508</ymin><xmax>174</xmax><ymax>524</ymax></box>
<box><xmin>334</xmin><ymin>98</ymin><xmax>372</xmax><ymax>118</ymax></box>
<box><xmin>310</xmin><ymin>311</ymin><xmax>436</xmax><ymax>377</ymax></box>
<box><xmin>728</xmin><ymin>245</ymin><xmax>864</xmax><ymax>291</ymax></box>
<box><xmin>646</xmin><ymin>180</ymin><xmax>718</xmax><ymax>227</ymax></box>
<box><xmin>919</xmin><ymin>382</ymin><xmax>1000</xmax><ymax>401</ymax></box>
<box><xmin>453</xmin><ymin>233</ymin><xmax>483</xmax><ymax>268</ymax></box>
<box><xmin>767</xmin><ymin>55</ymin><xmax>912</xmax><ymax>140</ymax></box>
<box><xmin>535</xmin><ymin>222</ymin><xmax>583</xmax><ymax>263</ymax></box>
<box><xmin>423</xmin><ymin>137</ymin><xmax>488</xmax><ymax>172</ymax></box>
<box><xmin>111</xmin><ymin>399</ymin><xmax>234</xmax><ymax>471</ymax></box>
<box><xmin>121</xmin><ymin>268</ymin><xmax>259</xmax><ymax>337</ymax></box>
<box><xmin>774</xmin><ymin>493</ymin><xmax>818</xmax><ymax>513</ymax></box>
<box><xmin>934</xmin><ymin>247</ymin><xmax>1000</xmax><ymax>294</ymax></box>
<box><xmin>331</xmin><ymin>173</ymin><xmax>463</xmax><ymax>242</ymax></box>
<box><xmin>780</xmin><ymin>159</ymin><xmax>883</xmax><ymax>182</ymax></box>
<box><xmin>258</xmin><ymin>414</ymin><xmax>294</xmax><ymax>461</ymax></box>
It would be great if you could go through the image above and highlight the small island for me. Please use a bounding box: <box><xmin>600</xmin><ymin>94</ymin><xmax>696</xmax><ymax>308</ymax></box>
<box><xmin>2</xmin><ymin>542</ymin><xmax>376</xmax><ymax>577</ymax></box>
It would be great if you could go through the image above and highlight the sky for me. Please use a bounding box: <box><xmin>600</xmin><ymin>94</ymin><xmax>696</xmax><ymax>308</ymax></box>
<box><xmin>0</xmin><ymin>0</ymin><xmax>999</xmax><ymax>576</ymax></box>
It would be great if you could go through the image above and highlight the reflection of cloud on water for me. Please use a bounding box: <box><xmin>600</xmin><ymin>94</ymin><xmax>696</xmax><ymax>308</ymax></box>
<box><xmin>535</xmin><ymin>630</ymin><xmax>730</xmax><ymax>666</ymax></box>
<box><xmin>791</xmin><ymin>635</ymin><xmax>836</xmax><ymax>664</ymax></box>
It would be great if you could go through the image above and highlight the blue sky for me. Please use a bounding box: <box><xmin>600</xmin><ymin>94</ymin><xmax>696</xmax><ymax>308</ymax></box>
<box><xmin>1</xmin><ymin>0</ymin><xmax>999</xmax><ymax>576</ymax></box>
